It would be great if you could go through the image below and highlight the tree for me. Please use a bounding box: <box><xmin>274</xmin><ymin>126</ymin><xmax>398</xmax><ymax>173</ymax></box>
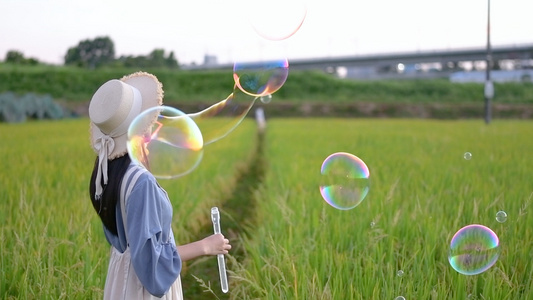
<box><xmin>165</xmin><ymin>51</ymin><xmax>178</xmax><ymax>69</ymax></box>
<box><xmin>4</xmin><ymin>50</ymin><xmax>39</xmax><ymax>65</ymax></box>
<box><xmin>64</xmin><ymin>36</ymin><xmax>115</xmax><ymax>68</ymax></box>
<box><xmin>148</xmin><ymin>49</ymin><xmax>166</xmax><ymax>68</ymax></box>
<box><xmin>117</xmin><ymin>49</ymin><xmax>179</xmax><ymax>69</ymax></box>
<box><xmin>5</xmin><ymin>50</ymin><xmax>24</xmax><ymax>63</ymax></box>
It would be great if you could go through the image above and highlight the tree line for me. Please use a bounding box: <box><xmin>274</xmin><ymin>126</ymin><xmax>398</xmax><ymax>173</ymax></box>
<box><xmin>3</xmin><ymin>36</ymin><xmax>179</xmax><ymax>69</ymax></box>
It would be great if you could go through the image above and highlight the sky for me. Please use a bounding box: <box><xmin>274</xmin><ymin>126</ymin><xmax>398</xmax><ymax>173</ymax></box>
<box><xmin>1</xmin><ymin>0</ymin><xmax>532</xmax><ymax>66</ymax></box>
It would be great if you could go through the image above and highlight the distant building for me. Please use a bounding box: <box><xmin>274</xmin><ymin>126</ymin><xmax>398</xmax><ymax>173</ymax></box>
<box><xmin>203</xmin><ymin>54</ymin><xmax>218</xmax><ymax>66</ymax></box>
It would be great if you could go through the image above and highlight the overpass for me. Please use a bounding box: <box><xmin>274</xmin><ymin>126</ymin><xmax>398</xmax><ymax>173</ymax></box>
<box><xmin>183</xmin><ymin>43</ymin><xmax>533</xmax><ymax>74</ymax></box>
<box><xmin>283</xmin><ymin>43</ymin><xmax>533</xmax><ymax>71</ymax></box>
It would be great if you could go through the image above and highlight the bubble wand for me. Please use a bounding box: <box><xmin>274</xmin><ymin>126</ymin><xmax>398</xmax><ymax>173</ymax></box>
<box><xmin>211</xmin><ymin>207</ymin><xmax>229</xmax><ymax>293</ymax></box>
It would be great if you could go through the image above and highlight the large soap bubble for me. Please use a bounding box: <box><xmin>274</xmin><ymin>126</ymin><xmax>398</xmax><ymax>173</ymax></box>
<box><xmin>244</xmin><ymin>0</ymin><xmax>307</xmax><ymax>41</ymax></box>
<box><xmin>448</xmin><ymin>224</ymin><xmax>500</xmax><ymax>275</ymax></box>
<box><xmin>127</xmin><ymin>106</ymin><xmax>203</xmax><ymax>179</ymax></box>
<box><xmin>319</xmin><ymin>152</ymin><xmax>370</xmax><ymax>210</ymax></box>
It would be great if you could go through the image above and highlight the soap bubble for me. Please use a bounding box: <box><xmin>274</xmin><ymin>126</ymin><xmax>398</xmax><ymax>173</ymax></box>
<box><xmin>260</xmin><ymin>94</ymin><xmax>272</xmax><ymax>104</ymax></box>
<box><xmin>397</xmin><ymin>270</ymin><xmax>404</xmax><ymax>277</ymax></box>
<box><xmin>233</xmin><ymin>59</ymin><xmax>289</xmax><ymax>97</ymax></box>
<box><xmin>464</xmin><ymin>152</ymin><xmax>472</xmax><ymax>160</ymax></box>
<box><xmin>244</xmin><ymin>0</ymin><xmax>307</xmax><ymax>41</ymax></box>
<box><xmin>394</xmin><ymin>296</ymin><xmax>406</xmax><ymax>300</ymax></box>
<box><xmin>495</xmin><ymin>211</ymin><xmax>507</xmax><ymax>223</ymax></box>
<box><xmin>127</xmin><ymin>106</ymin><xmax>203</xmax><ymax>179</ymax></box>
<box><xmin>448</xmin><ymin>224</ymin><xmax>500</xmax><ymax>275</ymax></box>
<box><xmin>319</xmin><ymin>152</ymin><xmax>370</xmax><ymax>210</ymax></box>
<box><xmin>187</xmin><ymin>88</ymin><xmax>257</xmax><ymax>145</ymax></box>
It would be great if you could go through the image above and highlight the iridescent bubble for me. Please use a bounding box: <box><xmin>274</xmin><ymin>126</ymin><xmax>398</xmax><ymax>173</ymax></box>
<box><xmin>448</xmin><ymin>224</ymin><xmax>500</xmax><ymax>275</ymax></box>
<box><xmin>319</xmin><ymin>152</ymin><xmax>370</xmax><ymax>210</ymax></box>
<box><xmin>187</xmin><ymin>88</ymin><xmax>257</xmax><ymax>145</ymax></box>
<box><xmin>244</xmin><ymin>0</ymin><xmax>307</xmax><ymax>41</ymax></box>
<box><xmin>464</xmin><ymin>152</ymin><xmax>472</xmax><ymax>160</ymax></box>
<box><xmin>233</xmin><ymin>59</ymin><xmax>289</xmax><ymax>97</ymax></box>
<box><xmin>397</xmin><ymin>270</ymin><xmax>404</xmax><ymax>277</ymax></box>
<box><xmin>394</xmin><ymin>296</ymin><xmax>406</xmax><ymax>300</ymax></box>
<box><xmin>127</xmin><ymin>106</ymin><xmax>203</xmax><ymax>179</ymax></box>
<box><xmin>260</xmin><ymin>94</ymin><xmax>272</xmax><ymax>104</ymax></box>
<box><xmin>496</xmin><ymin>211</ymin><xmax>507</xmax><ymax>223</ymax></box>
<box><xmin>370</xmin><ymin>221</ymin><xmax>376</xmax><ymax>228</ymax></box>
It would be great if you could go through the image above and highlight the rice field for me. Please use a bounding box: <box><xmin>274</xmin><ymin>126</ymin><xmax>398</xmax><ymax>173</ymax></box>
<box><xmin>1</xmin><ymin>117</ymin><xmax>532</xmax><ymax>300</ymax></box>
<box><xmin>0</xmin><ymin>118</ymin><xmax>256</xmax><ymax>299</ymax></box>
<box><xmin>229</xmin><ymin>118</ymin><xmax>533</xmax><ymax>300</ymax></box>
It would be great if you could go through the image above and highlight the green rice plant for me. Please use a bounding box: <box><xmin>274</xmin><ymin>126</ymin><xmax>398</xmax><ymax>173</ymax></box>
<box><xmin>229</xmin><ymin>119</ymin><xmax>533</xmax><ymax>300</ymax></box>
<box><xmin>3</xmin><ymin>117</ymin><xmax>532</xmax><ymax>299</ymax></box>
<box><xmin>0</xmin><ymin>119</ymin><xmax>108</xmax><ymax>299</ymax></box>
<box><xmin>0</xmin><ymin>117</ymin><xmax>256</xmax><ymax>299</ymax></box>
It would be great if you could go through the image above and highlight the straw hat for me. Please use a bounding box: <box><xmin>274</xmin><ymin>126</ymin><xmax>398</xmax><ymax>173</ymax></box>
<box><xmin>89</xmin><ymin>71</ymin><xmax>163</xmax><ymax>198</ymax></box>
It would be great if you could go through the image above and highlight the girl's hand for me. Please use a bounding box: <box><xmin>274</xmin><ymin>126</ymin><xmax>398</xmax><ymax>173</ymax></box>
<box><xmin>202</xmin><ymin>233</ymin><xmax>231</xmax><ymax>256</ymax></box>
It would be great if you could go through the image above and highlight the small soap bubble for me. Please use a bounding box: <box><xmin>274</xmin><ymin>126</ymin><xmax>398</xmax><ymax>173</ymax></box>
<box><xmin>464</xmin><ymin>152</ymin><xmax>472</xmax><ymax>160</ymax></box>
<box><xmin>370</xmin><ymin>221</ymin><xmax>376</xmax><ymax>228</ymax></box>
<box><xmin>394</xmin><ymin>296</ymin><xmax>406</xmax><ymax>300</ymax></box>
<box><xmin>127</xmin><ymin>106</ymin><xmax>203</xmax><ymax>179</ymax></box>
<box><xmin>397</xmin><ymin>270</ymin><xmax>404</xmax><ymax>277</ymax></box>
<box><xmin>495</xmin><ymin>211</ymin><xmax>507</xmax><ymax>223</ymax></box>
<box><xmin>260</xmin><ymin>94</ymin><xmax>272</xmax><ymax>104</ymax></box>
<box><xmin>448</xmin><ymin>224</ymin><xmax>500</xmax><ymax>275</ymax></box>
<box><xmin>319</xmin><ymin>152</ymin><xmax>370</xmax><ymax>210</ymax></box>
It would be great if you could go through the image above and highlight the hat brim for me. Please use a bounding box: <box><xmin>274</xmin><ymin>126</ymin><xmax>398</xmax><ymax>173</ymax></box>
<box><xmin>90</xmin><ymin>72</ymin><xmax>163</xmax><ymax>160</ymax></box>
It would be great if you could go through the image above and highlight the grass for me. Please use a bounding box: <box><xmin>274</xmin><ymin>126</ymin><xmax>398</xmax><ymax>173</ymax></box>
<box><xmin>1</xmin><ymin>117</ymin><xmax>532</xmax><ymax>299</ymax></box>
<box><xmin>0</xmin><ymin>119</ymin><xmax>107</xmax><ymax>299</ymax></box>
<box><xmin>0</xmin><ymin>117</ymin><xmax>256</xmax><ymax>299</ymax></box>
<box><xmin>228</xmin><ymin>119</ymin><xmax>533</xmax><ymax>299</ymax></box>
<box><xmin>1</xmin><ymin>64</ymin><xmax>533</xmax><ymax>105</ymax></box>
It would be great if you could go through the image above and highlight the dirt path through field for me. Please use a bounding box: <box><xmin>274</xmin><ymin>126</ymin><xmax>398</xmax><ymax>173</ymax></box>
<box><xmin>181</xmin><ymin>128</ymin><xmax>266</xmax><ymax>299</ymax></box>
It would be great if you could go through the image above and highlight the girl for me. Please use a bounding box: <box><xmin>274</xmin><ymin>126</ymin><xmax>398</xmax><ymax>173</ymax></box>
<box><xmin>88</xmin><ymin>72</ymin><xmax>231</xmax><ymax>299</ymax></box>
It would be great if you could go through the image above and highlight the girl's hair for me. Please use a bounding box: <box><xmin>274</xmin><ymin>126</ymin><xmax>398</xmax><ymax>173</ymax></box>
<box><xmin>89</xmin><ymin>155</ymin><xmax>131</xmax><ymax>235</ymax></box>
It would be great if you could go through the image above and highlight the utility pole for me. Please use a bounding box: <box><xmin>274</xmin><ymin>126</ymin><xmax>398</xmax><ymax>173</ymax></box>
<box><xmin>484</xmin><ymin>0</ymin><xmax>493</xmax><ymax>124</ymax></box>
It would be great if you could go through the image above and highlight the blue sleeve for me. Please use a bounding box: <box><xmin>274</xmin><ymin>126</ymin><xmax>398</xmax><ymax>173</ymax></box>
<box><xmin>125</xmin><ymin>173</ymin><xmax>181</xmax><ymax>297</ymax></box>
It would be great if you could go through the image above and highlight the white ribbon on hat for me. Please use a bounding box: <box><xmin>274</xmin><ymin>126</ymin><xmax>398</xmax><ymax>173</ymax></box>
<box><xmin>94</xmin><ymin>86</ymin><xmax>142</xmax><ymax>199</ymax></box>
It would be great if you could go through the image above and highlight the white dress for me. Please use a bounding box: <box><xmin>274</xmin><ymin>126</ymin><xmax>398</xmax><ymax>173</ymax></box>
<box><xmin>103</xmin><ymin>247</ymin><xmax>183</xmax><ymax>300</ymax></box>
